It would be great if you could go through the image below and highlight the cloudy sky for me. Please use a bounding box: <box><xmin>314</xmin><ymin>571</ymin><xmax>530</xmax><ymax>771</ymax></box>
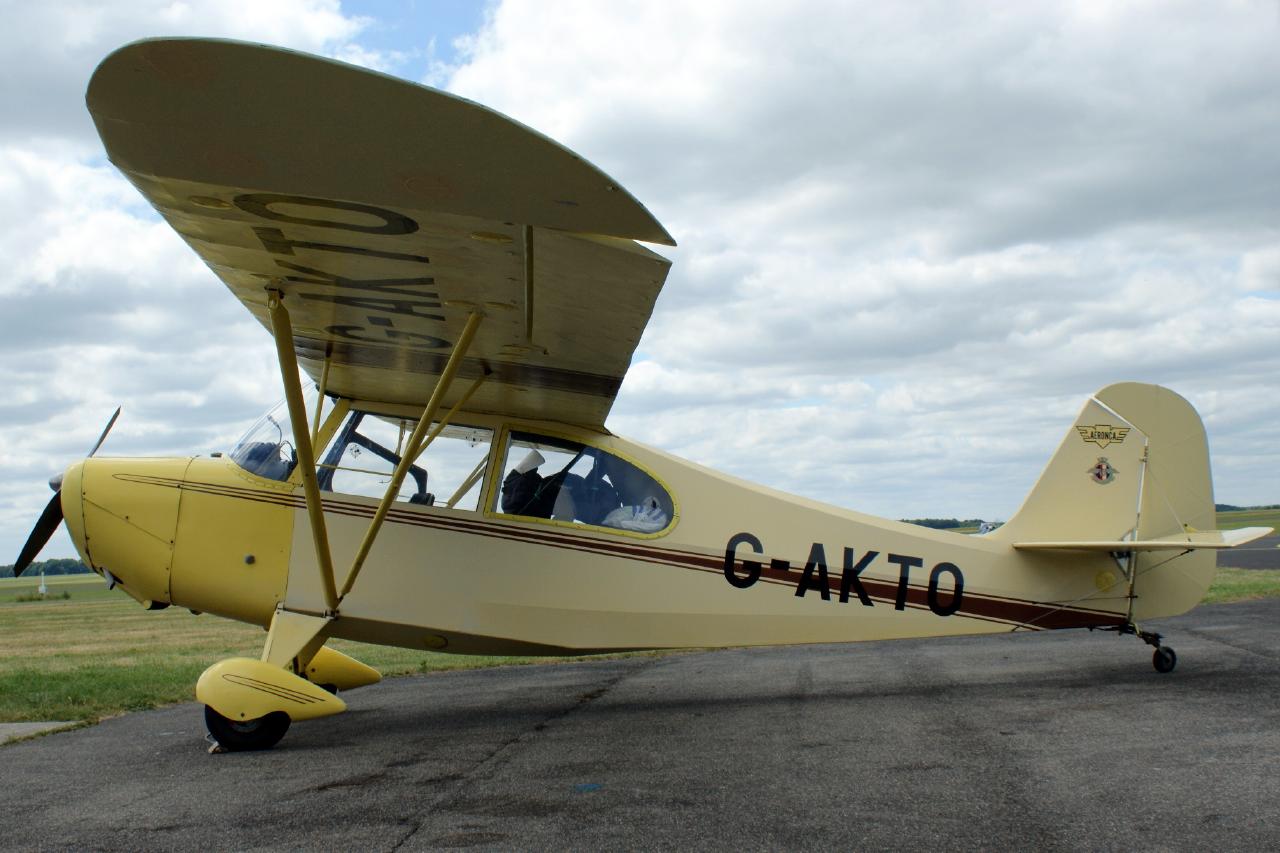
<box><xmin>2</xmin><ymin>0</ymin><xmax>1277</xmax><ymax>561</ymax></box>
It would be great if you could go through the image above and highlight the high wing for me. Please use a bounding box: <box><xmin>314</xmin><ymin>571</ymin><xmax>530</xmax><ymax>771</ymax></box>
<box><xmin>86</xmin><ymin>38</ymin><xmax>674</xmax><ymax>428</ymax></box>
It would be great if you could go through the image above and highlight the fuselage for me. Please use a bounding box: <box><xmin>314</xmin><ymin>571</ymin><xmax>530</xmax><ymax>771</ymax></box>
<box><xmin>56</xmin><ymin>398</ymin><xmax>1205</xmax><ymax>658</ymax></box>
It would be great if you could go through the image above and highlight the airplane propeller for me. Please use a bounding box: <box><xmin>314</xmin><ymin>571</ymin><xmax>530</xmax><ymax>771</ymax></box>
<box><xmin>12</xmin><ymin>407</ymin><xmax>120</xmax><ymax>577</ymax></box>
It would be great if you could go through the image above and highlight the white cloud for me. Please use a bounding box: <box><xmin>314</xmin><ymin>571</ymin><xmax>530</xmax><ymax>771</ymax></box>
<box><xmin>3</xmin><ymin>0</ymin><xmax>1278</xmax><ymax>562</ymax></box>
<box><xmin>450</xmin><ymin>0</ymin><xmax>1280</xmax><ymax>517</ymax></box>
<box><xmin>0</xmin><ymin>0</ymin><xmax>371</xmax><ymax>559</ymax></box>
<box><xmin>0</xmin><ymin>0</ymin><xmax>371</xmax><ymax>146</ymax></box>
<box><xmin>1241</xmin><ymin>246</ymin><xmax>1280</xmax><ymax>294</ymax></box>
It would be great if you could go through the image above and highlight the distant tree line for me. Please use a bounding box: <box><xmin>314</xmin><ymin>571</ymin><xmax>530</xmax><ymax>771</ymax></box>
<box><xmin>902</xmin><ymin>505</ymin><xmax>1277</xmax><ymax>531</ymax></box>
<box><xmin>0</xmin><ymin>558</ymin><xmax>91</xmax><ymax>579</ymax></box>
<box><xmin>900</xmin><ymin>518</ymin><xmax>989</xmax><ymax>530</ymax></box>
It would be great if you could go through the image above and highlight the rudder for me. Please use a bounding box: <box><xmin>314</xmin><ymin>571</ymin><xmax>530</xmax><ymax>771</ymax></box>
<box><xmin>990</xmin><ymin>383</ymin><xmax>1216</xmax><ymax>619</ymax></box>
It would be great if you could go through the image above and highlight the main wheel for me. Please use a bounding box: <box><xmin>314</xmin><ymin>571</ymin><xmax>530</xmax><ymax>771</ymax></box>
<box><xmin>204</xmin><ymin>706</ymin><xmax>291</xmax><ymax>751</ymax></box>
<box><xmin>1152</xmin><ymin>646</ymin><xmax>1177</xmax><ymax>674</ymax></box>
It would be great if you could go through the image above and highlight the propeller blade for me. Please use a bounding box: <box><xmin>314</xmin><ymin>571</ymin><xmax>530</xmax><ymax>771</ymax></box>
<box><xmin>87</xmin><ymin>407</ymin><xmax>121</xmax><ymax>458</ymax></box>
<box><xmin>14</xmin><ymin>492</ymin><xmax>64</xmax><ymax>577</ymax></box>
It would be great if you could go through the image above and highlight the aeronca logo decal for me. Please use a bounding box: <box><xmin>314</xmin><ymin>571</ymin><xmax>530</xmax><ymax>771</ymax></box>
<box><xmin>115</xmin><ymin>474</ymin><xmax>1128</xmax><ymax>632</ymax></box>
<box><xmin>1076</xmin><ymin>424</ymin><xmax>1130</xmax><ymax>448</ymax></box>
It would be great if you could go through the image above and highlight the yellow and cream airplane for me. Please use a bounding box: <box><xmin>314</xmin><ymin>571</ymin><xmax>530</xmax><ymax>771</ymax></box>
<box><xmin>13</xmin><ymin>38</ymin><xmax>1272</xmax><ymax>751</ymax></box>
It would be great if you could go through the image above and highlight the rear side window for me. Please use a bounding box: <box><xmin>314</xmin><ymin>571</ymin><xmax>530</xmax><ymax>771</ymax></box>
<box><xmin>494</xmin><ymin>431</ymin><xmax>675</xmax><ymax>535</ymax></box>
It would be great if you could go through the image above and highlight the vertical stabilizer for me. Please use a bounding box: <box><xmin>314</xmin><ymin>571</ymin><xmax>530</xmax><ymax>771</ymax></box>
<box><xmin>990</xmin><ymin>383</ymin><xmax>1216</xmax><ymax>619</ymax></box>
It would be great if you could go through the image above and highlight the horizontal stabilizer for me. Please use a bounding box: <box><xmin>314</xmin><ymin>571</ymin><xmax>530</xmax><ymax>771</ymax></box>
<box><xmin>1014</xmin><ymin>526</ymin><xmax>1273</xmax><ymax>553</ymax></box>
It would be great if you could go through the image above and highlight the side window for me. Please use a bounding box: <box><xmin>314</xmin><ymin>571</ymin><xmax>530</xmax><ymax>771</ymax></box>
<box><xmin>317</xmin><ymin>411</ymin><xmax>493</xmax><ymax>510</ymax></box>
<box><xmin>494</xmin><ymin>431</ymin><xmax>675</xmax><ymax>534</ymax></box>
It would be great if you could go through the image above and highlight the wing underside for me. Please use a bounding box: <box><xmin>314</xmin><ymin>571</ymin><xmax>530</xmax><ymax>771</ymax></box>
<box><xmin>87</xmin><ymin>38</ymin><xmax>674</xmax><ymax>427</ymax></box>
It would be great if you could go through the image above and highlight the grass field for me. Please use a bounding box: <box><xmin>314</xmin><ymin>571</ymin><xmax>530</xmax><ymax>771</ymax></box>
<box><xmin>1202</xmin><ymin>568</ymin><xmax>1280</xmax><ymax>605</ymax></box>
<box><xmin>0</xmin><ymin>574</ymin><xmax>623</xmax><ymax>724</ymax></box>
<box><xmin>1215</xmin><ymin>507</ymin><xmax>1280</xmax><ymax>532</ymax></box>
<box><xmin>2</xmin><ymin>508</ymin><xmax>1277</xmax><ymax>727</ymax></box>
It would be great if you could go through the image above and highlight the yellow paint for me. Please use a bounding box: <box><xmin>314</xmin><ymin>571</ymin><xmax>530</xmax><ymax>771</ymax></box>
<box><xmin>196</xmin><ymin>658</ymin><xmax>346</xmax><ymax>722</ymax></box>
<box><xmin>170</xmin><ymin>458</ymin><xmax>293</xmax><ymax>627</ymax></box>
<box><xmin>303</xmin><ymin>646</ymin><xmax>382</xmax><ymax>690</ymax></box>
<box><xmin>269</xmin><ymin>290</ymin><xmax>339</xmax><ymax>611</ymax></box>
<box><xmin>79</xmin><ymin>457</ymin><xmax>190</xmax><ymax>607</ymax></box>
<box><xmin>60</xmin><ymin>461</ymin><xmax>90</xmax><ymax>566</ymax></box>
<box><xmin>309</xmin><ymin>397</ymin><xmax>351</xmax><ymax>471</ymax></box>
<box><xmin>261</xmin><ymin>608</ymin><xmax>331</xmax><ymax>667</ymax></box>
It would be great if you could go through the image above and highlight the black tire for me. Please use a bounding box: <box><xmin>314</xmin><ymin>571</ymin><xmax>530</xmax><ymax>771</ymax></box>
<box><xmin>1152</xmin><ymin>646</ymin><xmax>1177</xmax><ymax>674</ymax></box>
<box><xmin>204</xmin><ymin>706</ymin><xmax>291</xmax><ymax>751</ymax></box>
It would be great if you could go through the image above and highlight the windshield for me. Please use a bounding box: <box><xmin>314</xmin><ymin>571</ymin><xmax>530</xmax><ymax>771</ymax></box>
<box><xmin>228</xmin><ymin>400</ymin><xmax>298</xmax><ymax>482</ymax></box>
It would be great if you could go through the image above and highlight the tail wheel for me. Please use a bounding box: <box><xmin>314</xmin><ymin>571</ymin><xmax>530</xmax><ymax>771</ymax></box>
<box><xmin>1152</xmin><ymin>646</ymin><xmax>1177</xmax><ymax>674</ymax></box>
<box><xmin>204</xmin><ymin>706</ymin><xmax>291</xmax><ymax>751</ymax></box>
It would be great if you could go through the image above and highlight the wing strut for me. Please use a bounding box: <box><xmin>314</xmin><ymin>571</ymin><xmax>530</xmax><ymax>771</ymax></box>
<box><xmin>337</xmin><ymin>311</ymin><xmax>486</xmax><ymax>602</ymax></box>
<box><xmin>267</xmin><ymin>289</ymin><xmax>340</xmax><ymax>613</ymax></box>
<box><xmin>310</xmin><ymin>344</ymin><xmax>333</xmax><ymax>446</ymax></box>
<box><xmin>446</xmin><ymin>454</ymin><xmax>491</xmax><ymax>509</ymax></box>
<box><xmin>410</xmin><ymin>372</ymin><xmax>488</xmax><ymax>462</ymax></box>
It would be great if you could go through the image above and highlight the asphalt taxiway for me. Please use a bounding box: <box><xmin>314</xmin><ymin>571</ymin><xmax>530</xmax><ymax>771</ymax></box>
<box><xmin>4</xmin><ymin>599</ymin><xmax>1279</xmax><ymax>851</ymax></box>
<box><xmin>1219</xmin><ymin>534</ymin><xmax>1280</xmax><ymax>569</ymax></box>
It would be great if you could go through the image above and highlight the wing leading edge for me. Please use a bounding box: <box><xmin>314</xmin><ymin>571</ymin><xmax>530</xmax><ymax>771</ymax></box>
<box><xmin>87</xmin><ymin>37</ymin><xmax>674</xmax><ymax>427</ymax></box>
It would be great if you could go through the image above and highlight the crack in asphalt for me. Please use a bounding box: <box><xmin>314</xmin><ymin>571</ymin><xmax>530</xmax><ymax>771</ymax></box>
<box><xmin>1181</xmin><ymin>626</ymin><xmax>1280</xmax><ymax>661</ymax></box>
<box><xmin>906</xmin><ymin>651</ymin><xmax>1074</xmax><ymax>853</ymax></box>
<box><xmin>387</xmin><ymin>657</ymin><xmax>658</xmax><ymax>851</ymax></box>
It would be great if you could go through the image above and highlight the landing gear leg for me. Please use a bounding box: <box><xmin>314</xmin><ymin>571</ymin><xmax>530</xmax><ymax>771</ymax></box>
<box><xmin>1094</xmin><ymin>623</ymin><xmax>1177</xmax><ymax>673</ymax></box>
<box><xmin>1131</xmin><ymin>627</ymin><xmax>1177</xmax><ymax>674</ymax></box>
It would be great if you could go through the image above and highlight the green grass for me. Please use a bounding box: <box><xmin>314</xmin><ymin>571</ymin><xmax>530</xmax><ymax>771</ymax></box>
<box><xmin>14</xmin><ymin>590</ymin><xmax>70</xmax><ymax>602</ymax></box>
<box><xmin>0</xmin><ymin>574</ymin><xmax>110</xmax><ymax>604</ymax></box>
<box><xmin>1200</xmin><ymin>568</ymin><xmax>1280</xmax><ymax>605</ymax></box>
<box><xmin>1215</xmin><ymin>508</ymin><xmax>1280</xmax><ymax>532</ymax></box>
<box><xmin>3</xmin><ymin>554</ymin><xmax>1279</xmax><ymax>726</ymax></box>
<box><xmin>0</xmin><ymin>576</ymin><xmax>652</xmax><ymax>724</ymax></box>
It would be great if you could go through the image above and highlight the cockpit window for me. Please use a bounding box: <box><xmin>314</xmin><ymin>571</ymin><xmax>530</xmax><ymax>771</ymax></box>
<box><xmin>494</xmin><ymin>431</ymin><xmax>675</xmax><ymax>535</ymax></box>
<box><xmin>228</xmin><ymin>400</ymin><xmax>297</xmax><ymax>482</ymax></box>
<box><xmin>317</xmin><ymin>410</ymin><xmax>493</xmax><ymax>510</ymax></box>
